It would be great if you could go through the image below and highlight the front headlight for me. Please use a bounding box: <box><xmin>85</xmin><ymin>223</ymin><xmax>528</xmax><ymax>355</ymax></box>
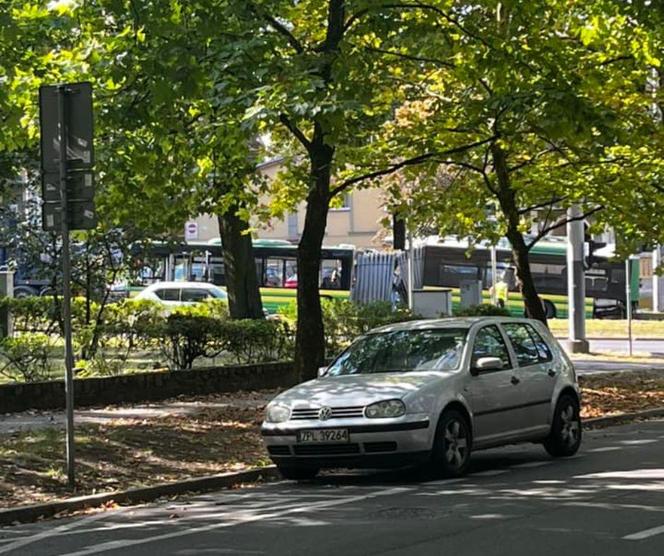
<box><xmin>365</xmin><ymin>399</ymin><xmax>406</xmax><ymax>419</ymax></box>
<box><xmin>265</xmin><ymin>403</ymin><xmax>291</xmax><ymax>423</ymax></box>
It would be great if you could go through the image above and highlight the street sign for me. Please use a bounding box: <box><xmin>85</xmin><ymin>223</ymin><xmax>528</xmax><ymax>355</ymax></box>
<box><xmin>38</xmin><ymin>82</ymin><xmax>96</xmax><ymax>489</ymax></box>
<box><xmin>42</xmin><ymin>199</ymin><xmax>96</xmax><ymax>231</ymax></box>
<box><xmin>185</xmin><ymin>221</ymin><xmax>199</xmax><ymax>241</ymax></box>
<box><xmin>42</xmin><ymin>171</ymin><xmax>95</xmax><ymax>202</ymax></box>
<box><xmin>39</xmin><ymin>82</ymin><xmax>94</xmax><ymax>173</ymax></box>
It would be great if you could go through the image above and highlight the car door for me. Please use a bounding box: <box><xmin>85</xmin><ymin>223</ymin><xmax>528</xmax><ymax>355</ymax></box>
<box><xmin>463</xmin><ymin>324</ymin><xmax>524</xmax><ymax>445</ymax></box>
<box><xmin>501</xmin><ymin>322</ymin><xmax>556</xmax><ymax>434</ymax></box>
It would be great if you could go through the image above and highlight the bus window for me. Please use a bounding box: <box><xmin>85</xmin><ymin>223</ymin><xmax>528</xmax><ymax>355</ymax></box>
<box><xmin>284</xmin><ymin>259</ymin><xmax>298</xmax><ymax>288</ymax></box>
<box><xmin>264</xmin><ymin>258</ymin><xmax>283</xmax><ymax>287</ymax></box>
<box><xmin>439</xmin><ymin>264</ymin><xmax>479</xmax><ymax>287</ymax></box>
<box><xmin>321</xmin><ymin>259</ymin><xmax>342</xmax><ymax>289</ymax></box>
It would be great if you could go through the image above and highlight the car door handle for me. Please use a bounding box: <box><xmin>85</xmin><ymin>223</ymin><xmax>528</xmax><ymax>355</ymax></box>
<box><xmin>547</xmin><ymin>369</ymin><xmax>557</xmax><ymax>377</ymax></box>
<box><xmin>510</xmin><ymin>375</ymin><xmax>520</xmax><ymax>385</ymax></box>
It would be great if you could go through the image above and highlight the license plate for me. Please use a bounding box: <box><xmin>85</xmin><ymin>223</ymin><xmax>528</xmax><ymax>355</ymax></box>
<box><xmin>297</xmin><ymin>429</ymin><xmax>349</xmax><ymax>444</ymax></box>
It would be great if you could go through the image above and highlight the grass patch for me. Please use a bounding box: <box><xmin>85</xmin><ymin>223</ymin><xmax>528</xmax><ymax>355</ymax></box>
<box><xmin>549</xmin><ymin>318</ymin><xmax>664</xmax><ymax>338</ymax></box>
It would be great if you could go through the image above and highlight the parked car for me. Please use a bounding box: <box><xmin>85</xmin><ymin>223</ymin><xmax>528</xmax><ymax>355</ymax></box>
<box><xmin>262</xmin><ymin>316</ymin><xmax>581</xmax><ymax>480</ymax></box>
<box><xmin>134</xmin><ymin>281</ymin><xmax>228</xmax><ymax>306</ymax></box>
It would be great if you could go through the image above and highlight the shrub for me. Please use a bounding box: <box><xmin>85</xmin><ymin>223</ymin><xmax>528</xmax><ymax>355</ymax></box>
<box><xmin>217</xmin><ymin>319</ymin><xmax>294</xmax><ymax>364</ymax></box>
<box><xmin>454</xmin><ymin>304</ymin><xmax>511</xmax><ymax>317</ymax></box>
<box><xmin>0</xmin><ymin>333</ymin><xmax>56</xmax><ymax>382</ymax></box>
<box><xmin>280</xmin><ymin>299</ymin><xmax>414</xmax><ymax>357</ymax></box>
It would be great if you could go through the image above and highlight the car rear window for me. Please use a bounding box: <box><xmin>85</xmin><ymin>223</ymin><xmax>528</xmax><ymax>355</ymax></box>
<box><xmin>181</xmin><ymin>288</ymin><xmax>211</xmax><ymax>302</ymax></box>
<box><xmin>503</xmin><ymin>323</ymin><xmax>552</xmax><ymax>366</ymax></box>
<box><xmin>155</xmin><ymin>288</ymin><xmax>180</xmax><ymax>301</ymax></box>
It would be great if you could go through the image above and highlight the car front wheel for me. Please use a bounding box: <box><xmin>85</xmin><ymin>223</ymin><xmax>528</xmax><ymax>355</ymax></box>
<box><xmin>277</xmin><ymin>465</ymin><xmax>319</xmax><ymax>481</ymax></box>
<box><xmin>432</xmin><ymin>410</ymin><xmax>472</xmax><ymax>477</ymax></box>
<box><xmin>544</xmin><ymin>394</ymin><xmax>582</xmax><ymax>457</ymax></box>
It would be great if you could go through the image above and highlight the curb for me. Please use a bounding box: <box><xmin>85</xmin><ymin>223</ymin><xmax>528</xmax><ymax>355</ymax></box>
<box><xmin>583</xmin><ymin>407</ymin><xmax>664</xmax><ymax>429</ymax></box>
<box><xmin>555</xmin><ymin>336</ymin><xmax>664</xmax><ymax>341</ymax></box>
<box><xmin>0</xmin><ymin>466</ymin><xmax>279</xmax><ymax>527</ymax></box>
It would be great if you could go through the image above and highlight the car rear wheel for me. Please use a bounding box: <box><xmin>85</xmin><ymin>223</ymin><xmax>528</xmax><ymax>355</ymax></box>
<box><xmin>543</xmin><ymin>394</ymin><xmax>582</xmax><ymax>457</ymax></box>
<box><xmin>277</xmin><ymin>465</ymin><xmax>319</xmax><ymax>481</ymax></box>
<box><xmin>431</xmin><ymin>410</ymin><xmax>472</xmax><ymax>477</ymax></box>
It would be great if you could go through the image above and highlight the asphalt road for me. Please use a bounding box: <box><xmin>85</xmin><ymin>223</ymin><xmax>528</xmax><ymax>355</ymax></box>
<box><xmin>1</xmin><ymin>419</ymin><xmax>663</xmax><ymax>556</ymax></box>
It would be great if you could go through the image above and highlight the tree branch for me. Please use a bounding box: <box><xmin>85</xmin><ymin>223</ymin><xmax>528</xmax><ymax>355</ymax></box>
<box><xmin>518</xmin><ymin>196</ymin><xmax>568</xmax><ymax>215</ymax></box>
<box><xmin>247</xmin><ymin>3</ymin><xmax>304</xmax><ymax>54</ymax></box>
<box><xmin>329</xmin><ymin>135</ymin><xmax>497</xmax><ymax>197</ymax></box>
<box><xmin>279</xmin><ymin>114</ymin><xmax>312</xmax><ymax>152</ymax></box>
<box><xmin>526</xmin><ymin>205</ymin><xmax>604</xmax><ymax>250</ymax></box>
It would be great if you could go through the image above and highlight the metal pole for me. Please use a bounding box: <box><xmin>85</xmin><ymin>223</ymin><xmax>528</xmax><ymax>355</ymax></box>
<box><xmin>407</xmin><ymin>221</ymin><xmax>414</xmax><ymax>310</ymax></box>
<box><xmin>626</xmin><ymin>258</ymin><xmax>633</xmax><ymax>357</ymax></box>
<box><xmin>653</xmin><ymin>246</ymin><xmax>662</xmax><ymax>313</ymax></box>
<box><xmin>490</xmin><ymin>244</ymin><xmax>498</xmax><ymax>306</ymax></box>
<box><xmin>566</xmin><ymin>205</ymin><xmax>589</xmax><ymax>353</ymax></box>
<box><xmin>58</xmin><ymin>85</ymin><xmax>76</xmax><ymax>489</ymax></box>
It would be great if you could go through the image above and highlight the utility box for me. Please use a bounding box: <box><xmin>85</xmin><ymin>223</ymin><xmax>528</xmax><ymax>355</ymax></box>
<box><xmin>460</xmin><ymin>280</ymin><xmax>482</xmax><ymax>308</ymax></box>
<box><xmin>0</xmin><ymin>271</ymin><xmax>14</xmax><ymax>338</ymax></box>
<box><xmin>412</xmin><ymin>289</ymin><xmax>453</xmax><ymax>318</ymax></box>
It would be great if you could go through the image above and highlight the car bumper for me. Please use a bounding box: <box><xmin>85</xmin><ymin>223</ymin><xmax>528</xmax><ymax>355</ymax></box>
<box><xmin>261</xmin><ymin>418</ymin><xmax>432</xmax><ymax>469</ymax></box>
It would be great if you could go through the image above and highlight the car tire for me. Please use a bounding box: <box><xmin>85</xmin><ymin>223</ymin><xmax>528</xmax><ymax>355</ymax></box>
<box><xmin>431</xmin><ymin>409</ymin><xmax>472</xmax><ymax>477</ymax></box>
<box><xmin>543</xmin><ymin>394</ymin><xmax>582</xmax><ymax>458</ymax></box>
<box><xmin>543</xmin><ymin>299</ymin><xmax>557</xmax><ymax>319</ymax></box>
<box><xmin>277</xmin><ymin>465</ymin><xmax>319</xmax><ymax>481</ymax></box>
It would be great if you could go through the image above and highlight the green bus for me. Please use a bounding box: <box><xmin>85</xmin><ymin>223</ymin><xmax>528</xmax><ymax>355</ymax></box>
<box><xmin>124</xmin><ymin>239</ymin><xmax>354</xmax><ymax>313</ymax></box>
<box><xmin>420</xmin><ymin>237</ymin><xmax>639</xmax><ymax>319</ymax></box>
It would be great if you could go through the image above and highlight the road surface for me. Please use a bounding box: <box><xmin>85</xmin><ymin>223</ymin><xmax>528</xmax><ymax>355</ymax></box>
<box><xmin>1</xmin><ymin>419</ymin><xmax>663</xmax><ymax>556</ymax></box>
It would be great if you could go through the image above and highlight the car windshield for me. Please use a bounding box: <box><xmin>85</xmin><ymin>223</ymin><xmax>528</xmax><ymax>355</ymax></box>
<box><xmin>327</xmin><ymin>328</ymin><xmax>468</xmax><ymax>376</ymax></box>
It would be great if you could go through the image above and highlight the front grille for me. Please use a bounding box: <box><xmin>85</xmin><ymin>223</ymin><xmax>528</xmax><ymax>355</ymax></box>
<box><xmin>293</xmin><ymin>443</ymin><xmax>361</xmax><ymax>456</ymax></box>
<box><xmin>267</xmin><ymin>445</ymin><xmax>291</xmax><ymax>456</ymax></box>
<box><xmin>363</xmin><ymin>441</ymin><xmax>398</xmax><ymax>453</ymax></box>
<box><xmin>291</xmin><ymin>406</ymin><xmax>365</xmax><ymax>420</ymax></box>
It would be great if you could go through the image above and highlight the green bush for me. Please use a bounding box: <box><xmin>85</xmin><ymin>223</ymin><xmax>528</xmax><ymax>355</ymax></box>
<box><xmin>217</xmin><ymin>318</ymin><xmax>294</xmax><ymax>364</ymax></box>
<box><xmin>280</xmin><ymin>299</ymin><xmax>414</xmax><ymax>357</ymax></box>
<box><xmin>454</xmin><ymin>304</ymin><xmax>511</xmax><ymax>317</ymax></box>
<box><xmin>0</xmin><ymin>333</ymin><xmax>56</xmax><ymax>382</ymax></box>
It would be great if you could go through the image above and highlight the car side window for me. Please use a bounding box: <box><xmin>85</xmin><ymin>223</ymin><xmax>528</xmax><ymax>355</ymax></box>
<box><xmin>503</xmin><ymin>323</ymin><xmax>540</xmax><ymax>367</ymax></box>
<box><xmin>181</xmin><ymin>288</ymin><xmax>210</xmax><ymax>302</ymax></box>
<box><xmin>155</xmin><ymin>288</ymin><xmax>179</xmax><ymax>301</ymax></box>
<box><xmin>524</xmin><ymin>324</ymin><xmax>553</xmax><ymax>362</ymax></box>
<box><xmin>471</xmin><ymin>325</ymin><xmax>511</xmax><ymax>370</ymax></box>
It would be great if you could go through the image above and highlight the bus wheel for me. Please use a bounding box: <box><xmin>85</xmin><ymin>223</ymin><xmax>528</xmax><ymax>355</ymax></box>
<box><xmin>543</xmin><ymin>300</ymin><xmax>557</xmax><ymax>319</ymax></box>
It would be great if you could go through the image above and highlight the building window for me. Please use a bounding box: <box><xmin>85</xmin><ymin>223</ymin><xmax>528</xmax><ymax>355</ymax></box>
<box><xmin>330</xmin><ymin>193</ymin><xmax>351</xmax><ymax>211</ymax></box>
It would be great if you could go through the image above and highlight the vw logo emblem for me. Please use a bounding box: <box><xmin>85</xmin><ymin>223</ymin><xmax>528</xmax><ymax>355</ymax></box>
<box><xmin>318</xmin><ymin>406</ymin><xmax>332</xmax><ymax>421</ymax></box>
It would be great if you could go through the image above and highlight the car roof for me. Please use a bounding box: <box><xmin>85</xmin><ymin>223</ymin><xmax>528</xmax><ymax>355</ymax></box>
<box><xmin>144</xmin><ymin>281</ymin><xmax>222</xmax><ymax>290</ymax></box>
<box><xmin>369</xmin><ymin>316</ymin><xmax>539</xmax><ymax>334</ymax></box>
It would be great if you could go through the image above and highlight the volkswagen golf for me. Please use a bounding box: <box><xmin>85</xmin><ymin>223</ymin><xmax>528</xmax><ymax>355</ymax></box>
<box><xmin>261</xmin><ymin>317</ymin><xmax>582</xmax><ymax>480</ymax></box>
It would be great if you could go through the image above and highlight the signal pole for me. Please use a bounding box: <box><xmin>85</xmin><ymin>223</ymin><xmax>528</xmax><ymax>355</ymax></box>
<box><xmin>566</xmin><ymin>205</ymin><xmax>589</xmax><ymax>353</ymax></box>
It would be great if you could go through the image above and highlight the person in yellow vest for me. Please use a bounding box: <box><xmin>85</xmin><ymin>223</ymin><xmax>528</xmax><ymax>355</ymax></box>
<box><xmin>490</xmin><ymin>272</ymin><xmax>509</xmax><ymax>308</ymax></box>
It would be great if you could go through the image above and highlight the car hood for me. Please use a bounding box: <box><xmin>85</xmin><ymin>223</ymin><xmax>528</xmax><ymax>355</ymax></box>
<box><xmin>272</xmin><ymin>372</ymin><xmax>443</xmax><ymax>408</ymax></box>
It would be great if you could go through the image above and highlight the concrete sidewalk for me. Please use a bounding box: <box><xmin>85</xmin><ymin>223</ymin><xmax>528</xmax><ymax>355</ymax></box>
<box><xmin>0</xmin><ymin>392</ymin><xmax>275</xmax><ymax>435</ymax></box>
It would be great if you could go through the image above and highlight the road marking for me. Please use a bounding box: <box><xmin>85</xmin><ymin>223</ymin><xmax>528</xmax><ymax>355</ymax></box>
<box><xmin>473</xmin><ymin>469</ymin><xmax>509</xmax><ymax>477</ymax></box>
<box><xmin>587</xmin><ymin>446</ymin><xmax>622</xmax><ymax>453</ymax></box>
<box><xmin>511</xmin><ymin>461</ymin><xmax>551</xmax><ymax>468</ymax></box>
<box><xmin>620</xmin><ymin>439</ymin><xmax>658</xmax><ymax>446</ymax></box>
<box><xmin>61</xmin><ymin>486</ymin><xmax>412</xmax><ymax>556</ymax></box>
<box><xmin>623</xmin><ymin>524</ymin><xmax>664</xmax><ymax>541</ymax></box>
<box><xmin>0</xmin><ymin>510</ymin><xmax>112</xmax><ymax>555</ymax></box>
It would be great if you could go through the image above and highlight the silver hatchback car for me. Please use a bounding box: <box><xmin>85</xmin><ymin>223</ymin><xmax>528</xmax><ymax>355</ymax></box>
<box><xmin>262</xmin><ymin>317</ymin><xmax>582</xmax><ymax>480</ymax></box>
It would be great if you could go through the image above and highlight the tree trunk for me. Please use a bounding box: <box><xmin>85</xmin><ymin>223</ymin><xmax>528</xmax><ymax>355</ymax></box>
<box><xmin>393</xmin><ymin>213</ymin><xmax>406</xmax><ymax>250</ymax></box>
<box><xmin>491</xmin><ymin>144</ymin><xmax>547</xmax><ymax>325</ymax></box>
<box><xmin>217</xmin><ymin>208</ymin><xmax>264</xmax><ymax>320</ymax></box>
<box><xmin>295</xmin><ymin>143</ymin><xmax>333</xmax><ymax>381</ymax></box>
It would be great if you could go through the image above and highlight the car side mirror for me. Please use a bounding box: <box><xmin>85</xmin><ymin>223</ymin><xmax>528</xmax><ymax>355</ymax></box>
<box><xmin>471</xmin><ymin>357</ymin><xmax>503</xmax><ymax>376</ymax></box>
<box><xmin>318</xmin><ymin>366</ymin><xmax>328</xmax><ymax>378</ymax></box>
